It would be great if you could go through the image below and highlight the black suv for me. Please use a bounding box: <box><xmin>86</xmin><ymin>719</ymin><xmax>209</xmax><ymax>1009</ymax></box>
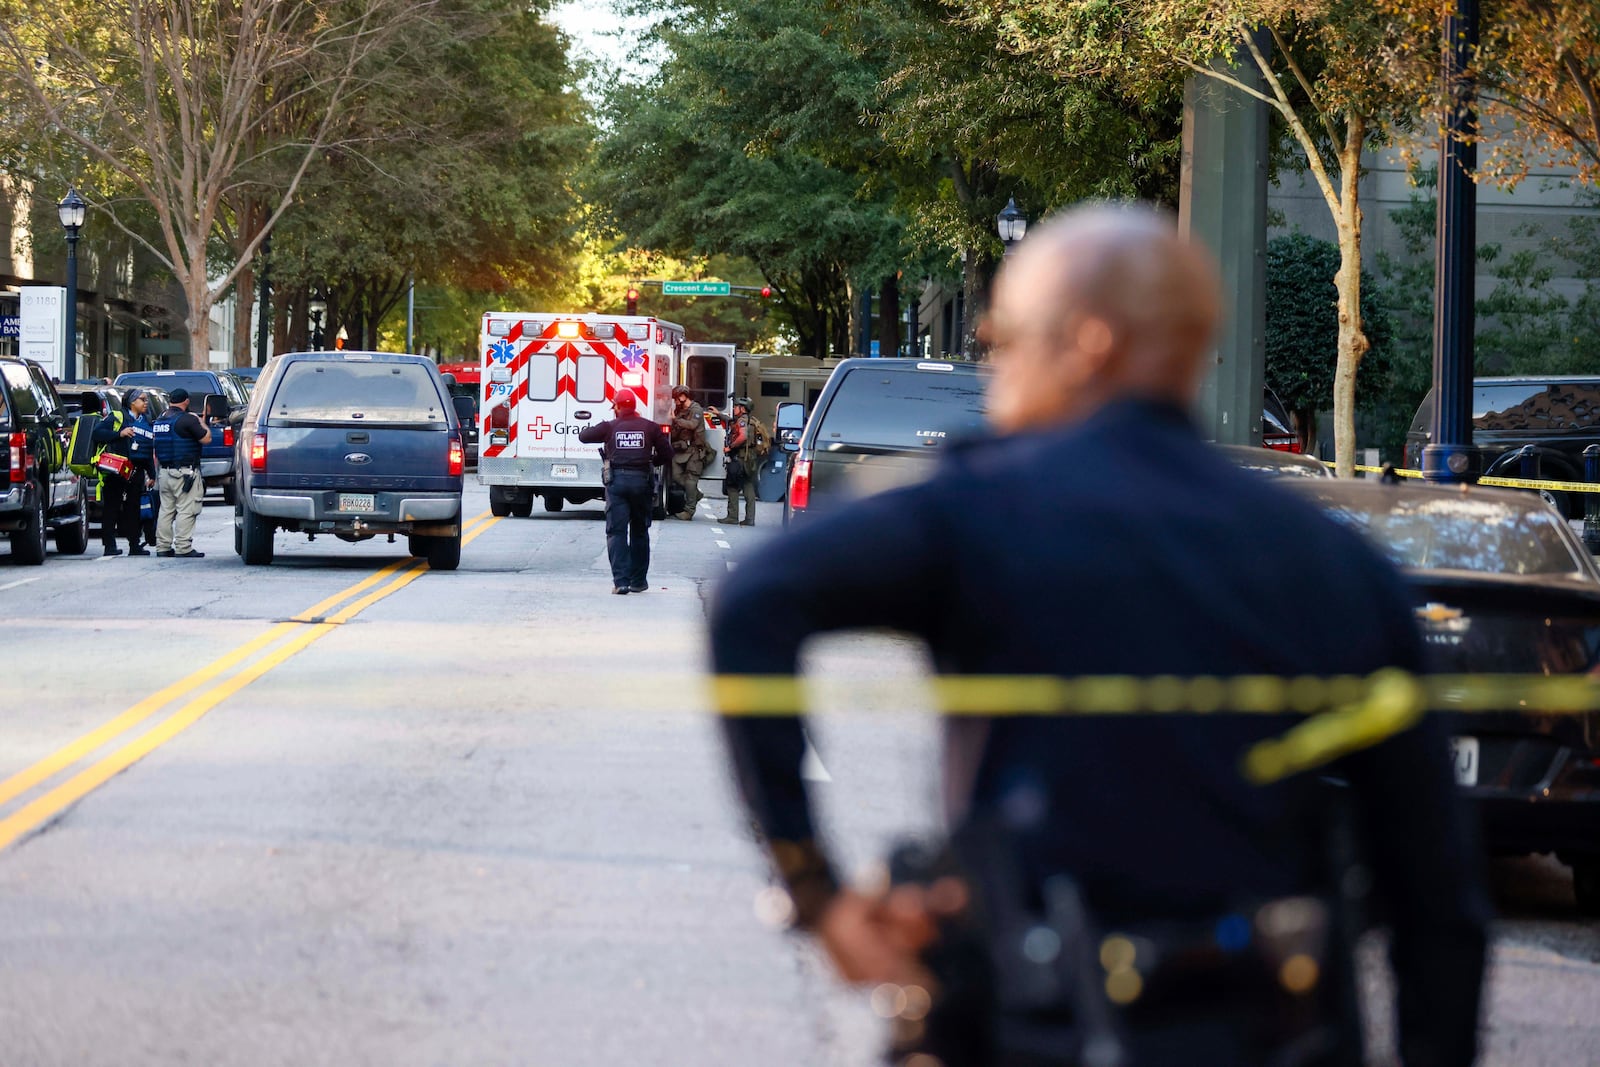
<box><xmin>234</xmin><ymin>351</ymin><xmax>466</xmax><ymax>568</ymax></box>
<box><xmin>783</xmin><ymin>359</ymin><xmax>990</xmax><ymax>524</ymax></box>
<box><xmin>1</xmin><ymin>357</ymin><xmax>89</xmax><ymax>562</ymax></box>
<box><xmin>1404</xmin><ymin>376</ymin><xmax>1600</xmax><ymax>517</ymax></box>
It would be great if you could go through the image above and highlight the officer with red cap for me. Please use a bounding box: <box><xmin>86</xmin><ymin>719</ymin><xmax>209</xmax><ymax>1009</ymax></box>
<box><xmin>579</xmin><ymin>387</ymin><xmax>672</xmax><ymax>594</ymax></box>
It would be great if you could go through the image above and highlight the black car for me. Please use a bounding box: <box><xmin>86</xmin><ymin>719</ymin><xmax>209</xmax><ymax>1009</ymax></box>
<box><xmin>0</xmin><ymin>357</ymin><xmax>90</xmax><ymax>562</ymax></box>
<box><xmin>1290</xmin><ymin>477</ymin><xmax>1600</xmax><ymax>914</ymax></box>
<box><xmin>782</xmin><ymin>359</ymin><xmax>990</xmax><ymax>524</ymax></box>
<box><xmin>234</xmin><ymin>351</ymin><xmax>466</xmax><ymax>569</ymax></box>
<box><xmin>1403</xmin><ymin>376</ymin><xmax>1600</xmax><ymax>517</ymax></box>
<box><xmin>1217</xmin><ymin>443</ymin><xmax>1333</xmax><ymax>479</ymax></box>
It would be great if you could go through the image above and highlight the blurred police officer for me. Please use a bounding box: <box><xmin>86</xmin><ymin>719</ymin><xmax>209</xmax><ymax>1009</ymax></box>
<box><xmin>710</xmin><ymin>205</ymin><xmax>1488</xmax><ymax>1066</ymax></box>
<box><xmin>718</xmin><ymin>396</ymin><xmax>769</xmax><ymax>526</ymax></box>
<box><xmin>151</xmin><ymin>387</ymin><xmax>212</xmax><ymax>558</ymax></box>
<box><xmin>669</xmin><ymin>385</ymin><xmax>707</xmax><ymax>520</ymax></box>
<box><xmin>579</xmin><ymin>388</ymin><xmax>671</xmax><ymax>594</ymax></box>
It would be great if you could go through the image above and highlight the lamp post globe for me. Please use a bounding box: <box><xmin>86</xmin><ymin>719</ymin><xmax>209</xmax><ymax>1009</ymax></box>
<box><xmin>996</xmin><ymin>196</ymin><xmax>1027</xmax><ymax>255</ymax></box>
<box><xmin>58</xmin><ymin>188</ymin><xmax>87</xmax><ymax>383</ymax></box>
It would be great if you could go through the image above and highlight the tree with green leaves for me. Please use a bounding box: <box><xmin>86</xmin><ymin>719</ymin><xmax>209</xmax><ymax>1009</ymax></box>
<box><xmin>1266</xmin><ymin>232</ymin><xmax>1392</xmax><ymax>451</ymax></box>
<box><xmin>0</xmin><ymin>0</ymin><xmax>439</xmax><ymax>361</ymax></box>
<box><xmin>267</xmin><ymin>0</ymin><xmax>586</xmax><ymax>353</ymax></box>
<box><xmin>965</xmin><ymin>0</ymin><xmax>1434</xmax><ymax>475</ymax></box>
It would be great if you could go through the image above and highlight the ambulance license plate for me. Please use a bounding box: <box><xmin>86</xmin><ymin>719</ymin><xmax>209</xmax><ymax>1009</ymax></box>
<box><xmin>551</xmin><ymin>464</ymin><xmax>578</xmax><ymax>479</ymax></box>
<box><xmin>1450</xmin><ymin>736</ymin><xmax>1479</xmax><ymax>786</ymax></box>
<box><xmin>337</xmin><ymin>493</ymin><xmax>375</xmax><ymax>513</ymax></box>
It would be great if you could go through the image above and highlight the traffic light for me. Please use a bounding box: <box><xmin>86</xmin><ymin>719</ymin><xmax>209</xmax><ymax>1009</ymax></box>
<box><xmin>626</xmin><ymin>286</ymin><xmax>640</xmax><ymax>315</ymax></box>
<box><xmin>760</xmin><ymin>286</ymin><xmax>772</xmax><ymax>299</ymax></box>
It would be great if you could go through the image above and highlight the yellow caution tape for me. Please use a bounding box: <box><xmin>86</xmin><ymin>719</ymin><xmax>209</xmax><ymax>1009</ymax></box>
<box><xmin>710</xmin><ymin>671</ymin><xmax>1600</xmax><ymax>785</ymax></box>
<box><xmin>1339</xmin><ymin>462</ymin><xmax>1600</xmax><ymax>495</ymax></box>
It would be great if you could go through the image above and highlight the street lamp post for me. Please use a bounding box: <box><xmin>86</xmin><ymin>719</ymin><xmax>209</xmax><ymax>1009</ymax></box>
<box><xmin>57</xmin><ymin>188</ymin><xmax>86</xmax><ymax>383</ymax></box>
<box><xmin>996</xmin><ymin>197</ymin><xmax>1027</xmax><ymax>257</ymax></box>
<box><xmin>1423</xmin><ymin>0</ymin><xmax>1481</xmax><ymax>484</ymax></box>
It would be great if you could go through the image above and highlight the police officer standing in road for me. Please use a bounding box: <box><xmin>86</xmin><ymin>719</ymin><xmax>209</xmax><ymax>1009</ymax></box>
<box><xmin>151</xmin><ymin>387</ymin><xmax>212</xmax><ymax>558</ymax></box>
<box><xmin>579</xmin><ymin>387</ymin><xmax>671</xmax><ymax>595</ymax></box>
<box><xmin>91</xmin><ymin>388</ymin><xmax>154</xmax><ymax>557</ymax></box>
<box><xmin>710</xmin><ymin>205</ymin><xmax>1489</xmax><ymax>1066</ymax></box>
<box><xmin>669</xmin><ymin>385</ymin><xmax>707</xmax><ymax>521</ymax></box>
<box><xmin>718</xmin><ymin>397</ymin><xmax>768</xmax><ymax>527</ymax></box>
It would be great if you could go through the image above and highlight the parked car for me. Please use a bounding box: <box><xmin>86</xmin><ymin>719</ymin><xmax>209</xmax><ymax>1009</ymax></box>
<box><xmin>0</xmin><ymin>356</ymin><xmax>90</xmax><ymax>562</ymax></box>
<box><xmin>234</xmin><ymin>351</ymin><xmax>466</xmax><ymax>569</ymax></box>
<box><xmin>1290</xmin><ymin>477</ymin><xmax>1600</xmax><ymax>914</ymax></box>
<box><xmin>1217</xmin><ymin>443</ymin><xmax>1333</xmax><ymax>479</ymax></box>
<box><xmin>783</xmin><ymin>359</ymin><xmax>990</xmax><ymax>524</ymax></box>
<box><xmin>1261</xmin><ymin>386</ymin><xmax>1302</xmax><ymax>452</ymax></box>
<box><xmin>114</xmin><ymin>368</ymin><xmax>246</xmax><ymax>503</ymax></box>
<box><xmin>1403</xmin><ymin>376</ymin><xmax>1600</xmax><ymax>517</ymax></box>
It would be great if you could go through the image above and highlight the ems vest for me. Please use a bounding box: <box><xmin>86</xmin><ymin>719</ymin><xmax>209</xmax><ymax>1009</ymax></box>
<box><xmin>153</xmin><ymin>409</ymin><xmax>201</xmax><ymax>468</ymax></box>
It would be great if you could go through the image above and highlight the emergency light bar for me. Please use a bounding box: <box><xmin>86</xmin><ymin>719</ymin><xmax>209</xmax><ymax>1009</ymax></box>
<box><xmin>556</xmin><ymin>321</ymin><xmax>582</xmax><ymax>339</ymax></box>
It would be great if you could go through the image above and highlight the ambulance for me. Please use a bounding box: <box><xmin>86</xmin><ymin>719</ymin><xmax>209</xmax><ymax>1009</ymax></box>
<box><xmin>476</xmin><ymin>311</ymin><xmax>697</xmax><ymax>515</ymax></box>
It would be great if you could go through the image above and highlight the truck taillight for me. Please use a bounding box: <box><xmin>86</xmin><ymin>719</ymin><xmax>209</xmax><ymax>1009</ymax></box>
<box><xmin>7</xmin><ymin>433</ymin><xmax>24</xmax><ymax>483</ymax></box>
<box><xmin>223</xmin><ymin>426</ymin><xmax>235</xmax><ymax>448</ymax></box>
<box><xmin>448</xmin><ymin>433</ymin><xmax>464</xmax><ymax>476</ymax></box>
<box><xmin>249</xmin><ymin>430</ymin><xmax>268</xmax><ymax>472</ymax></box>
<box><xmin>788</xmin><ymin>458</ymin><xmax>811</xmax><ymax>511</ymax></box>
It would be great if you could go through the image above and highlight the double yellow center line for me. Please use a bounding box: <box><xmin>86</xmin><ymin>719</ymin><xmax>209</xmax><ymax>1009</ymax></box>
<box><xmin>0</xmin><ymin>511</ymin><xmax>501</xmax><ymax>852</ymax></box>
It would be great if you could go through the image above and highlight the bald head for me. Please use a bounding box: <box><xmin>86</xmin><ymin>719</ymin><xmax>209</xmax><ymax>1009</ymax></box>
<box><xmin>983</xmin><ymin>204</ymin><xmax>1221</xmax><ymax>434</ymax></box>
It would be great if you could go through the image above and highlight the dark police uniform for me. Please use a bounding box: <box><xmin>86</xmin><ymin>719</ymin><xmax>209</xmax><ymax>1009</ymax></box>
<box><xmin>579</xmin><ymin>411</ymin><xmax>671</xmax><ymax>593</ymax></box>
<box><xmin>712</xmin><ymin>399</ymin><xmax>1489</xmax><ymax>1066</ymax></box>
<box><xmin>91</xmin><ymin>405</ymin><xmax>154</xmax><ymax>554</ymax></box>
<box><xmin>152</xmin><ymin>399</ymin><xmax>210</xmax><ymax>555</ymax></box>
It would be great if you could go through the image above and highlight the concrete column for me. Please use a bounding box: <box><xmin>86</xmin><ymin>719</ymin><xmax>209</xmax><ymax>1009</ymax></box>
<box><xmin>1178</xmin><ymin>55</ymin><xmax>1269</xmax><ymax>446</ymax></box>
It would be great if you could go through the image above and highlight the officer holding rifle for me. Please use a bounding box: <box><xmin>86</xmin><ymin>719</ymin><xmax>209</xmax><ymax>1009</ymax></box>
<box><xmin>710</xmin><ymin>205</ymin><xmax>1489</xmax><ymax>1066</ymax></box>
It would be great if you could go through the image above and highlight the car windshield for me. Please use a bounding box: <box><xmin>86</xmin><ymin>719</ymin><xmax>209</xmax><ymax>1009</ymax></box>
<box><xmin>269</xmin><ymin>360</ymin><xmax>444</xmax><ymax>424</ymax></box>
<box><xmin>1296</xmin><ymin>484</ymin><xmax>1592</xmax><ymax>577</ymax></box>
<box><xmin>116</xmin><ymin>372</ymin><xmax>219</xmax><ymax>400</ymax></box>
<box><xmin>815</xmin><ymin>367</ymin><xmax>989</xmax><ymax>449</ymax></box>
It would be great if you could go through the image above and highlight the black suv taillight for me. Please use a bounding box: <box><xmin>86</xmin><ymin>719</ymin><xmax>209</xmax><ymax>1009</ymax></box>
<box><xmin>8</xmin><ymin>432</ymin><xmax>26</xmax><ymax>483</ymax></box>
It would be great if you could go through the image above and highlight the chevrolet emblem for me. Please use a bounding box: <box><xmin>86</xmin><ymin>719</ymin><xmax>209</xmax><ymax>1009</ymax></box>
<box><xmin>1416</xmin><ymin>603</ymin><xmax>1464</xmax><ymax>623</ymax></box>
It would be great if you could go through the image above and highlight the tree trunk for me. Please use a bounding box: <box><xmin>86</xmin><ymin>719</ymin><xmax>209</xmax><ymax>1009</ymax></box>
<box><xmin>878</xmin><ymin>274</ymin><xmax>900</xmax><ymax>358</ymax></box>
<box><xmin>1331</xmin><ymin>116</ymin><xmax>1370</xmax><ymax>478</ymax></box>
<box><xmin>233</xmin><ymin>263</ymin><xmax>254</xmax><ymax>368</ymax></box>
<box><xmin>960</xmin><ymin>253</ymin><xmax>985</xmax><ymax>360</ymax></box>
<box><xmin>184</xmin><ymin>267</ymin><xmax>212</xmax><ymax>369</ymax></box>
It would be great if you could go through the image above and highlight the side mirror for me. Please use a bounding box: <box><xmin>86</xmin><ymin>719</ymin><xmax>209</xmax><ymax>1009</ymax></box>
<box><xmin>775</xmin><ymin>402</ymin><xmax>805</xmax><ymax>453</ymax></box>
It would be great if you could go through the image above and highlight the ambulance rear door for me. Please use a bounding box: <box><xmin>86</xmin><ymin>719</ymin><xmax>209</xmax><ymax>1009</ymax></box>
<box><xmin>683</xmin><ymin>343</ymin><xmax>734</xmax><ymax>480</ymax></box>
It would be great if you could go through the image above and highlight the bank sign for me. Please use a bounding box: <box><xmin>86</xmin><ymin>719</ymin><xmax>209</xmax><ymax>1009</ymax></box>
<box><xmin>19</xmin><ymin>286</ymin><xmax>66</xmax><ymax>380</ymax></box>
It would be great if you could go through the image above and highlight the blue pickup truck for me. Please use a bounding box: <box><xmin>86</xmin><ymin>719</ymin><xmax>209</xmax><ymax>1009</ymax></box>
<box><xmin>233</xmin><ymin>351</ymin><xmax>466</xmax><ymax>568</ymax></box>
<box><xmin>113</xmin><ymin>369</ymin><xmax>248</xmax><ymax>503</ymax></box>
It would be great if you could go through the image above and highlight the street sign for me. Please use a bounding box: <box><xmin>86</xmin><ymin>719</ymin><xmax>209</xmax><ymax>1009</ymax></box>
<box><xmin>662</xmin><ymin>281</ymin><xmax>731</xmax><ymax>296</ymax></box>
<box><xmin>20</xmin><ymin>286</ymin><xmax>65</xmax><ymax>380</ymax></box>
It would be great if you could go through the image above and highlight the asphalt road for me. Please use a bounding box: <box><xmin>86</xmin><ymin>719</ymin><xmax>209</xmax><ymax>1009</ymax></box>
<box><xmin>0</xmin><ymin>484</ymin><xmax>1595</xmax><ymax>1065</ymax></box>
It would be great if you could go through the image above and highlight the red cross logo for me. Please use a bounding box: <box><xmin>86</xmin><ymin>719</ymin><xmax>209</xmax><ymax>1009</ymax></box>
<box><xmin>528</xmin><ymin>417</ymin><xmax>552</xmax><ymax>439</ymax></box>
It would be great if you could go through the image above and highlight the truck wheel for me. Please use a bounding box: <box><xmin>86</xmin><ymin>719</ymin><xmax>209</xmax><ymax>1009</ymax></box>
<box><xmin>10</xmin><ymin>488</ymin><xmax>46</xmax><ymax>565</ymax></box>
<box><xmin>489</xmin><ymin>486</ymin><xmax>512</xmax><ymax>517</ymax></box>
<box><xmin>425</xmin><ymin>528</ymin><xmax>461</xmax><ymax>571</ymax></box>
<box><xmin>240</xmin><ymin>500</ymin><xmax>274</xmax><ymax>565</ymax></box>
<box><xmin>540</xmin><ymin>495</ymin><xmax>563</xmax><ymax>513</ymax></box>
<box><xmin>406</xmin><ymin>535</ymin><xmax>426</xmax><ymax>557</ymax></box>
<box><xmin>222</xmin><ymin>477</ymin><xmax>237</xmax><ymax>507</ymax></box>
<box><xmin>55</xmin><ymin>488</ymin><xmax>89</xmax><ymax>555</ymax></box>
